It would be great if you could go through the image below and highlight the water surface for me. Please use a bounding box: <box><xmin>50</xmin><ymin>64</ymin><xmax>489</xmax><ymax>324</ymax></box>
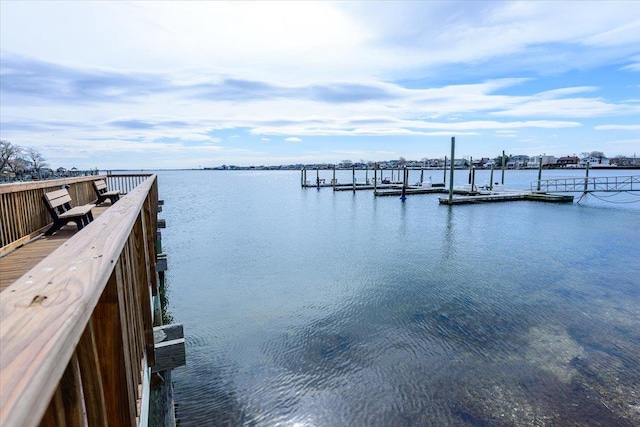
<box><xmin>160</xmin><ymin>169</ymin><xmax>640</xmax><ymax>426</ymax></box>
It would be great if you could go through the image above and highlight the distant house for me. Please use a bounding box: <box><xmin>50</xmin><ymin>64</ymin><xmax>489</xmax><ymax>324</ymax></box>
<box><xmin>510</xmin><ymin>155</ymin><xmax>529</xmax><ymax>168</ymax></box>
<box><xmin>580</xmin><ymin>156</ymin><xmax>610</xmax><ymax>167</ymax></box>
<box><xmin>527</xmin><ymin>155</ymin><xmax>556</xmax><ymax>168</ymax></box>
<box><xmin>556</xmin><ymin>156</ymin><xmax>580</xmax><ymax>167</ymax></box>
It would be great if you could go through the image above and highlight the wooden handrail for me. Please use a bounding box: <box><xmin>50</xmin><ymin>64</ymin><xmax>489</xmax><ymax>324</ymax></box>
<box><xmin>0</xmin><ymin>175</ymin><xmax>158</xmax><ymax>427</ymax></box>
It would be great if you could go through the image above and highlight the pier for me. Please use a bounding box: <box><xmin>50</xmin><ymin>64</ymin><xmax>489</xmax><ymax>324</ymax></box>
<box><xmin>0</xmin><ymin>174</ymin><xmax>184</xmax><ymax>427</ymax></box>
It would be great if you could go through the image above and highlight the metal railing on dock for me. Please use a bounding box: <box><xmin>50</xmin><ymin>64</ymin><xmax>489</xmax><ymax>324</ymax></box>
<box><xmin>532</xmin><ymin>175</ymin><xmax>639</xmax><ymax>193</ymax></box>
<box><xmin>0</xmin><ymin>174</ymin><xmax>160</xmax><ymax>426</ymax></box>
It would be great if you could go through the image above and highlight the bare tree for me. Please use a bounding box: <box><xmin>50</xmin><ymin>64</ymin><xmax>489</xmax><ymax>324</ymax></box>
<box><xmin>0</xmin><ymin>140</ymin><xmax>20</xmax><ymax>171</ymax></box>
<box><xmin>26</xmin><ymin>147</ymin><xmax>48</xmax><ymax>177</ymax></box>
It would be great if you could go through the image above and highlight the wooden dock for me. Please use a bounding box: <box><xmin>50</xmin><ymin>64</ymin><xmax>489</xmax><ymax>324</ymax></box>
<box><xmin>439</xmin><ymin>192</ymin><xmax>574</xmax><ymax>205</ymax></box>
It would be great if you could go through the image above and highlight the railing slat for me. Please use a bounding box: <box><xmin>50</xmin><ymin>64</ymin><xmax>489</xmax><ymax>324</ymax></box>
<box><xmin>76</xmin><ymin>320</ymin><xmax>109</xmax><ymax>427</ymax></box>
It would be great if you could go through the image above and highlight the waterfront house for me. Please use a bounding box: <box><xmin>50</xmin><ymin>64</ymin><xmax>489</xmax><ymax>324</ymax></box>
<box><xmin>580</xmin><ymin>155</ymin><xmax>610</xmax><ymax>167</ymax></box>
<box><xmin>556</xmin><ymin>156</ymin><xmax>580</xmax><ymax>167</ymax></box>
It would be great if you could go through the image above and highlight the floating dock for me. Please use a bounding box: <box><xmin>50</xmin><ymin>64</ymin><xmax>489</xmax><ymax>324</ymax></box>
<box><xmin>439</xmin><ymin>191</ymin><xmax>574</xmax><ymax>205</ymax></box>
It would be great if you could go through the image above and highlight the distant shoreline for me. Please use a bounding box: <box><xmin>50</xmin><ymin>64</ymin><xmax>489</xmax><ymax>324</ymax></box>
<box><xmin>107</xmin><ymin>165</ymin><xmax>640</xmax><ymax>172</ymax></box>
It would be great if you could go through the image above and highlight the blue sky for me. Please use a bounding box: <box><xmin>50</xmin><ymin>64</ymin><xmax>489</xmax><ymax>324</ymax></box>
<box><xmin>1</xmin><ymin>1</ymin><xmax>639</xmax><ymax>169</ymax></box>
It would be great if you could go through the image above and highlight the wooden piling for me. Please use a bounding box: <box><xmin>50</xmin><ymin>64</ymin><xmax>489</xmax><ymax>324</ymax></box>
<box><xmin>584</xmin><ymin>161</ymin><xmax>590</xmax><ymax>192</ymax></box>
<box><xmin>471</xmin><ymin>165</ymin><xmax>476</xmax><ymax>190</ymax></box>
<box><xmin>352</xmin><ymin>165</ymin><xmax>356</xmax><ymax>193</ymax></box>
<box><xmin>443</xmin><ymin>156</ymin><xmax>448</xmax><ymax>185</ymax></box>
<box><xmin>374</xmin><ymin>164</ymin><xmax>378</xmax><ymax>195</ymax></box>
<box><xmin>448</xmin><ymin>137</ymin><xmax>455</xmax><ymax>204</ymax></box>
<box><xmin>489</xmin><ymin>165</ymin><xmax>494</xmax><ymax>190</ymax></box>
<box><xmin>401</xmin><ymin>167</ymin><xmax>407</xmax><ymax>201</ymax></box>
<box><xmin>333</xmin><ymin>165</ymin><xmax>336</xmax><ymax>190</ymax></box>
<box><xmin>501</xmin><ymin>150</ymin><xmax>506</xmax><ymax>184</ymax></box>
<box><xmin>537</xmin><ymin>157</ymin><xmax>543</xmax><ymax>191</ymax></box>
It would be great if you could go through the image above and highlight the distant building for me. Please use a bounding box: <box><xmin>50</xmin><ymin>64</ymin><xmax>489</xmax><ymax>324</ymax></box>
<box><xmin>580</xmin><ymin>156</ymin><xmax>610</xmax><ymax>167</ymax></box>
<box><xmin>527</xmin><ymin>155</ymin><xmax>555</xmax><ymax>168</ymax></box>
<box><xmin>556</xmin><ymin>156</ymin><xmax>580</xmax><ymax>167</ymax></box>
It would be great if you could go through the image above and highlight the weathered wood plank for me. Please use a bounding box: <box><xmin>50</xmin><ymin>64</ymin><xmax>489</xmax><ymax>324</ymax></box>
<box><xmin>152</xmin><ymin>324</ymin><xmax>186</xmax><ymax>373</ymax></box>
<box><xmin>76</xmin><ymin>319</ymin><xmax>108</xmax><ymax>427</ymax></box>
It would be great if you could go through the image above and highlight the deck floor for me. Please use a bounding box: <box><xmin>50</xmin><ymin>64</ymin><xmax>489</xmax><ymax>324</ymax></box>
<box><xmin>0</xmin><ymin>204</ymin><xmax>111</xmax><ymax>293</ymax></box>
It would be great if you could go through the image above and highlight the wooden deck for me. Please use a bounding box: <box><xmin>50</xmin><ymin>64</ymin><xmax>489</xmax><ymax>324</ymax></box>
<box><xmin>0</xmin><ymin>204</ymin><xmax>111</xmax><ymax>293</ymax></box>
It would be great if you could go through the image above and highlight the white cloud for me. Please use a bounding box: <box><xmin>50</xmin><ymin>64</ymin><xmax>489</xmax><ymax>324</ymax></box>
<box><xmin>2</xmin><ymin>1</ymin><xmax>640</xmax><ymax>167</ymax></box>
<box><xmin>595</xmin><ymin>124</ymin><xmax>640</xmax><ymax>131</ymax></box>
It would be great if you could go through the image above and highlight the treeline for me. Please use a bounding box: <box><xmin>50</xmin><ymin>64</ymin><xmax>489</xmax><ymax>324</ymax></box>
<box><xmin>0</xmin><ymin>140</ymin><xmax>98</xmax><ymax>182</ymax></box>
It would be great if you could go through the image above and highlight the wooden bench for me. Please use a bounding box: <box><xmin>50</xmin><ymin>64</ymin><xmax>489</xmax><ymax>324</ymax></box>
<box><xmin>93</xmin><ymin>179</ymin><xmax>121</xmax><ymax>205</ymax></box>
<box><xmin>43</xmin><ymin>188</ymin><xmax>95</xmax><ymax>235</ymax></box>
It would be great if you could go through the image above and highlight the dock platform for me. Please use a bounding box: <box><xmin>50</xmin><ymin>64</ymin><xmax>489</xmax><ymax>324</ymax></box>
<box><xmin>439</xmin><ymin>192</ymin><xmax>574</xmax><ymax>205</ymax></box>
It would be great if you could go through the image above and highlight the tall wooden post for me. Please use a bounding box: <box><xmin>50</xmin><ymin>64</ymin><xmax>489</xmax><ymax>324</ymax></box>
<box><xmin>584</xmin><ymin>161</ymin><xmax>590</xmax><ymax>192</ymax></box>
<box><xmin>420</xmin><ymin>167</ymin><xmax>424</xmax><ymax>185</ymax></box>
<box><xmin>316</xmin><ymin>168</ymin><xmax>320</xmax><ymax>190</ymax></box>
<box><xmin>374</xmin><ymin>163</ymin><xmax>378</xmax><ymax>195</ymax></box>
<box><xmin>489</xmin><ymin>165</ymin><xmax>494</xmax><ymax>191</ymax></box>
<box><xmin>301</xmin><ymin>167</ymin><xmax>304</xmax><ymax>187</ymax></box>
<box><xmin>448</xmin><ymin>137</ymin><xmax>455</xmax><ymax>204</ymax></box>
<box><xmin>352</xmin><ymin>165</ymin><xmax>356</xmax><ymax>193</ymax></box>
<box><xmin>468</xmin><ymin>156</ymin><xmax>473</xmax><ymax>184</ymax></box>
<box><xmin>333</xmin><ymin>164</ymin><xmax>336</xmax><ymax>190</ymax></box>
<box><xmin>443</xmin><ymin>156</ymin><xmax>448</xmax><ymax>185</ymax></box>
<box><xmin>501</xmin><ymin>150</ymin><xmax>506</xmax><ymax>184</ymax></box>
<box><xmin>471</xmin><ymin>166</ymin><xmax>476</xmax><ymax>191</ymax></box>
<box><xmin>537</xmin><ymin>157</ymin><xmax>543</xmax><ymax>191</ymax></box>
<box><xmin>401</xmin><ymin>167</ymin><xmax>407</xmax><ymax>201</ymax></box>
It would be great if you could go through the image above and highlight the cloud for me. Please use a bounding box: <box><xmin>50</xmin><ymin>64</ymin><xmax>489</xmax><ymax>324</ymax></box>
<box><xmin>595</xmin><ymin>124</ymin><xmax>640</xmax><ymax>131</ymax></box>
<box><xmin>285</xmin><ymin>137</ymin><xmax>302</xmax><ymax>142</ymax></box>
<box><xmin>2</xmin><ymin>1</ymin><xmax>640</xmax><ymax>167</ymax></box>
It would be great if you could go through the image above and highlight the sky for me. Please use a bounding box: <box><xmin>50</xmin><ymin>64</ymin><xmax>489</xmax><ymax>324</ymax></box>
<box><xmin>1</xmin><ymin>1</ymin><xmax>639</xmax><ymax>169</ymax></box>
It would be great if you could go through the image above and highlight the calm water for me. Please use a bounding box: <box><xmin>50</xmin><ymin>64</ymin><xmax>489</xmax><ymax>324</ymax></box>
<box><xmin>159</xmin><ymin>169</ymin><xmax>640</xmax><ymax>426</ymax></box>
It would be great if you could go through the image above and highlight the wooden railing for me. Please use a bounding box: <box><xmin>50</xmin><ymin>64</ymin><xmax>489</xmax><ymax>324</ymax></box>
<box><xmin>0</xmin><ymin>174</ymin><xmax>159</xmax><ymax>427</ymax></box>
<box><xmin>106</xmin><ymin>174</ymin><xmax>152</xmax><ymax>195</ymax></box>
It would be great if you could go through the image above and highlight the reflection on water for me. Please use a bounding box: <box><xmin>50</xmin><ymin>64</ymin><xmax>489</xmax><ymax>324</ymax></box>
<box><xmin>160</xmin><ymin>170</ymin><xmax>640</xmax><ymax>426</ymax></box>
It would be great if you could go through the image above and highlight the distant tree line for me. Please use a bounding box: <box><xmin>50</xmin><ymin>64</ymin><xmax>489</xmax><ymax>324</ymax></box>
<box><xmin>1</xmin><ymin>140</ymin><xmax>49</xmax><ymax>180</ymax></box>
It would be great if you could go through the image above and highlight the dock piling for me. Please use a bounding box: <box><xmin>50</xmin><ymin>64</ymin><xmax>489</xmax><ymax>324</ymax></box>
<box><xmin>443</xmin><ymin>156</ymin><xmax>448</xmax><ymax>185</ymax></box>
<box><xmin>352</xmin><ymin>165</ymin><xmax>356</xmax><ymax>194</ymax></box>
<box><xmin>489</xmin><ymin>165</ymin><xmax>494</xmax><ymax>191</ymax></box>
<box><xmin>401</xmin><ymin>167</ymin><xmax>407</xmax><ymax>201</ymax></box>
<box><xmin>537</xmin><ymin>157</ymin><xmax>543</xmax><ymax>191</ymax></box>
<box><xmin>448</xmin><ymin>137</ymin><xmax>455</xmax><ymax>204</ymax></box>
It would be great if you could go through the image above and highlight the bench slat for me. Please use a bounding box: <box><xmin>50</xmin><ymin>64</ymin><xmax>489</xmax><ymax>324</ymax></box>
<box><xmin>58</xmin><ymin>205</ymin><xmax>95</xmax><ymax>218</ymax></box>
<box><xmin>46</xmin><ymin>193</ymin><xmax>73</xmax><ymax>209</ymax></box>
